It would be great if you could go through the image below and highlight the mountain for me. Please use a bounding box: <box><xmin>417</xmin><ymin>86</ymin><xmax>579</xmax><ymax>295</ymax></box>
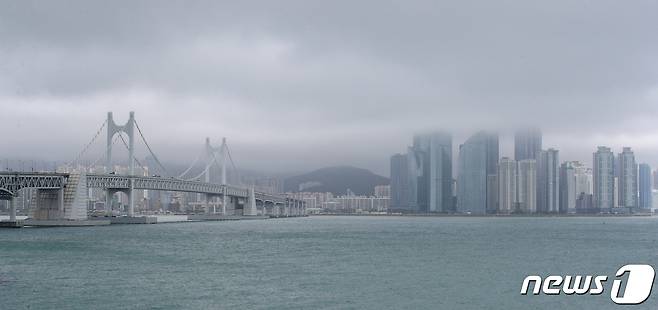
<box><xmin>284</xmin><ymin>166</ymin><xmax>389</xmax><ymax>196</ymax></box>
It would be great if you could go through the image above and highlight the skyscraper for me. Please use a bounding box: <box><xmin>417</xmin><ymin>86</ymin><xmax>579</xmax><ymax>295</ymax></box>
<box><xmin>593</xmin><ymin>146</ymin><xmax>615</xmax><ymax>212</ymax></box>
<box><xmin>572</xmin><ymin>161</ymin><xmax>593</xmax><ymax>196</ymax></box>
<box><xmin>457</xmin><ymin>131</ymin><xmax>498</xmax><ymax>214</ymax></box>
<box><xmin>390</xmin><ymin>154</ymin><xmax>409</xmax><ymax>211</ymax></box>
<box><xmin>412</xmin><ymin>132</ymin><xmax>453</xmax><ymax>212</ymax></box>
<box><xmin>514</xmin><ymin>128</ymin><xmax>542</xmax><ymax>161</ymax></box>
<box><xmin>485</xmin><ymin>134</ymin><xmax>500</xmax><ymax>213</ymax></box>
<box><xmin>639</xmin><ymin>163</ymin><xmax>652</xmax><ymax>210</ymax></box>
<box><xmin>497</xmin><ymin>157</ymin><xmax>517</xmax><ymax>214</ymax></box>
<box><xmin>559</xmin><ymin>162</ymin><xmax>577</xmax><ymax>213</ymax></box>
<box><xmin>390</xmin><ymin>133</ymin><xmax>452</xmax><ymax>213</ymax></box>
<box><xmin>572</xmin><ymin>161</ymin><xmax>593</xmax><ymax>212</ymax></box>
<box><xmin>390</xmin><ymin>149</ymin><xmax>420</xmax><ymax>212</ymax></box>
<box><xmin>517</xmin><ymin>159</ymin><xmax>537</xmax><ymax>213</ymax></box>
<box><xmin>406</xmin><ymin>149</ymin><xmax>420</xmax><ymax>211</ymax></box>
<box><xmin>617</xmin><ymin>147</ymin><xmax>638</xmax><ymax>208</ymax></box>
<box><xmin>537</xmin><ymin>148</ymin><xmax>559</xmax><ymax>213</ymax></box>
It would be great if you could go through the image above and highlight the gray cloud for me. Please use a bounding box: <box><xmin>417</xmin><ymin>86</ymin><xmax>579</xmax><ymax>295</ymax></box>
<box><xmin>1</xmin><ymin>0</ymin><xmax>657</xmax><ymax>175</ymax></box>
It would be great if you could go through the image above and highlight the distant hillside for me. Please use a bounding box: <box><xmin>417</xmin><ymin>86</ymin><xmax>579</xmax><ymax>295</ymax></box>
<box><xmin>284</xmin><ymin>166</ymin><xmax>389</xmax><ymax>196</ymax></box>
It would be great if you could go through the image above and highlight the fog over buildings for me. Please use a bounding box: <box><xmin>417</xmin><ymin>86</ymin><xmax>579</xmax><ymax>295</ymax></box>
<box><xmin>1</xmin><ymin>1</ymin><xmax>658</xmax><ymax>175</ymax></box>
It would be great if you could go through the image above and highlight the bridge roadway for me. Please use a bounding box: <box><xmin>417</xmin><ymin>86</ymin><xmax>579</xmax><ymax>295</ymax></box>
<box><xmin>0</xmin><ymin>172</ymin><xmax>305</xmax><ymax>222</ymax></box>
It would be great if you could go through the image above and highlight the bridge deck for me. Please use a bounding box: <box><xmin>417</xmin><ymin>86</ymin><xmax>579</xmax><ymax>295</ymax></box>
<box><xmin>0</xmin><ymin>172</ymin><xmax>302</xmax><ymax>205</ymax></box>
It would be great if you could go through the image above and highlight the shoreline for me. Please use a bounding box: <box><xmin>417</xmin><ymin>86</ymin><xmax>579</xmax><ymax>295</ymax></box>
<box><xmin>310</xmin><ymin>213</ymin><xmax>655</xmax><ymax>218</ymax></box>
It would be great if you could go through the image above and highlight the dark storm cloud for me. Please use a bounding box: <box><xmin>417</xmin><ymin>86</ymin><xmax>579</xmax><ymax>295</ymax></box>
<box><xmin>1</xmin><ymin>0</ymin><xmax>657</xmax><ymax>175</ymax></box>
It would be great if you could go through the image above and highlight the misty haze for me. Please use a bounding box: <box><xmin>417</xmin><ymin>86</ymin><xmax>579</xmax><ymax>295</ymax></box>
<box><xmin>2</xmin><ymin>1</ymin><xmax>658</xmax><ymax>310</ymax></box>
<box><xmin>1</xmin><ymin>1</ymin><xmax>657</xmax><ymax>177</ymax></box>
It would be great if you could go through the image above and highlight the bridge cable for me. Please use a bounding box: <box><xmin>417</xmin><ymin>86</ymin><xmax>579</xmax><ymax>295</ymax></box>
<box><xmin>117</xmin><ymin>132</ymin><xmax>148</xmax><ymax>173</ymax></box>
<box><xmin>134</xmin><ymin>120</ymin><xmax>169</xmax><ymax>176</ymax></box>
<box><xmin>183</xmin><ymin>153</ymin><xmax>219</xmax><ymax>181</ymax></box>
<box><xmin>71</xmin><ymin>119</ymin><xmax>107</xmax><ymax>166</ymax></box>
<box><xmin>89</xmin><ymin>134</ymin><xmax>121</xmax><ymax>169</ymax></box>
<box><xmin>176</xmin><ymin>152</ymin><xmax>202</xmax><ymax>179</ymax></box>
<box><xmin>225</xmin><ymin>143</ymin><xmax>243</xmax><ymax>186</ymax></box>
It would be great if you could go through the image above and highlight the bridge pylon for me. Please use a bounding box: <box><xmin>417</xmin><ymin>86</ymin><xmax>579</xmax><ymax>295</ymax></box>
<box><xmin>204</xmin><ymin>137</ymin><xmax>228</xmax><ymax>214</ymax></box>
<box><xmin>106</xmin><ymin>111</ymin><xmax>136</xmax><ymax>216</ymax></box>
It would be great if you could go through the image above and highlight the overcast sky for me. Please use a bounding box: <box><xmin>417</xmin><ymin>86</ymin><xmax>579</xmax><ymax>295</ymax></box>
<box><xmin>1</xmin><ymin>0</ymin><xmax>657</xmax><ymax>176</ymax></box>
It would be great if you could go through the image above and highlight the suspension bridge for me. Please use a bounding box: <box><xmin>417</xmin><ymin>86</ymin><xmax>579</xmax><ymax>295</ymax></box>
<box><xmin>0</xmin><ymin>112</ymin><xmax>305</xmax><ymax>227</ymax></box>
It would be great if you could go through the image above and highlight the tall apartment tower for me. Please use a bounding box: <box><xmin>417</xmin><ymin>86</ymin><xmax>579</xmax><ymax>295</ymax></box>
<box><xmin>537</xmin><ymin>148</ymin><xmax>560</xmax><ymax>213</ymax></box>
<box><xmin>593</xmin><ymin>146</ymin><xmax>615</xmax><ymax>212</ymax></box>
<box><xmin>457</xmin><ymin>131</ymin><xmax>498</xmax><ymax>215</ymax></box>
<box><xmin>412</xmin><ymin>132</ymin><xmax>453</xmax><ymax>213</ymax></box>
<box><xmin>639</xmin><ymin>163</ymin><xmax>652</xmax><ymax>210</ymax></box>
<box><xmin>497</xmin><ymin>157</ymin><xmax>517</xmax><ymax>214</ymax></box>
<box><xmin>617</xmin><ymin>147</ymin><xmax>638</xmax><ymax>208</ymax></box>
<box><xmin>485</xmin><ymin>134</ymin><xmax>500</xmax><ymax>213</ymax></box>
<box><xmin>390</xmin><ymin>154</ymin><xmax>409</xmax><ymax>211</ymax></box>
<box><xmin>559</xmin><ymin>162</ymin><xmax>577</xmax><ymax>213</ymax></box>
<box><xmin>514</xmin><ymin>128</ymin><xmax>542</xmax><ymax>161</ymax></box>
<box><xmin>570</xmin><ymin>161</ymin><xmax>594</xmax><ymax>212</ymax></box>
<box><xmin>390</xmin><ymin>148</ymin><xmax>421</xmax><ymax>212</ymax></box>
<box><xmin>572</xmin><ymin>161</ymin><xmax>593</xmax><ymax>196</ymax></box>
<box><xmin>517</xmin><ymin>159</ymin><xmax>537</xmax><ymax>213</ymax></box>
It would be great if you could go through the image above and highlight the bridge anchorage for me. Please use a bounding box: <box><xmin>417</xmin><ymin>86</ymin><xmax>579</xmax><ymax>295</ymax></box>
<box><xmin>0</xmin><ymin>112</ymin><xmax>306</xmax><ymax>227</ymax></box>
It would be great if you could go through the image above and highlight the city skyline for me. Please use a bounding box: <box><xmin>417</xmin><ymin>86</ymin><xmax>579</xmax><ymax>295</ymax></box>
<box><xmin>4</xmin><ymin>126</ymin><xmax>658</xmax><ymax>178</ymax></box>
<box><xmin>392</xmin><ymin>129</ymin><xmax>656</xmax><ymax>214</ymax></box>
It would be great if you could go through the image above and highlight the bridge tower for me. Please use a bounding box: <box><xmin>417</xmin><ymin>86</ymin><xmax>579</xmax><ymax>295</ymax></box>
<box><xmin>106</xmin><ymin>112</ymin><xmax>136</xmax><ymax>175</ymax></box>
<box><xmin>204</xmin><ymin>137</ymin><xmax>228</xmax><ymax>214</ymax></box>
<box><xmin>106</xmin><ymin>111</ymin><xmax>136</xmax><ymax>216</ymax></box>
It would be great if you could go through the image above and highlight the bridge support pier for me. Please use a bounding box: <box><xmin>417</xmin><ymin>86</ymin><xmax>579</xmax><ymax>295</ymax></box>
<box><xmin>203</xmin><ymin>194</ymin><xmax>211</xmax><ymax>214</ymax></box>
<box><xmin>128</xmin><ymin>180</ymin><xmax>135</xmax><ymax>217</ymax></box>
<box><xmin>105</xmin><ymin>190</ymin><xmax>112</xmax><ymax>216</ymax></box>
<box><xmin>273</xmin><ymin>204</ymin><xmax>280</xmax><ymax>217</ymax></box>
<box><xmin>244</xmin><ymin>188</ymin><xmax>257</xmax><ymax>216</ymax></box>
<box><xmin>9</xmin><ymin>197</ymin><xmax>16</xmax><ymax>222</ymax></box>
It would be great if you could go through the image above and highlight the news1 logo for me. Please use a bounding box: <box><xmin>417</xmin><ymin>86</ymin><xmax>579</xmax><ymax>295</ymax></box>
<box><xmin>520</xmin><ymin>265</ymin><xmax>656</xmax><ymax>305</ymax></box>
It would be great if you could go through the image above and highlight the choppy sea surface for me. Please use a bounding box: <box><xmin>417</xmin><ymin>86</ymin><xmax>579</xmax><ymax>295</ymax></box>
<box><xmin>1</xmin><ymin>216</ymin><xmax>658</xmax><ymax>309</ymax></box>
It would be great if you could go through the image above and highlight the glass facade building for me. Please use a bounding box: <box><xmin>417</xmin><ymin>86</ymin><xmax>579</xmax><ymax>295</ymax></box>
<box><xmin>593</xmin><ymin>146</ymin><xmax>615</xmax><ymax>212</ymax></box>
<box><xmin>390</xmin><ymin>132</ymin><xmax>452</xmax><ymax>213</ymax></box>
<box><xmin>514</xmin><ymin>128</ymin><xmax>542</xmax><ymax>161</ymax></box>
<box><xmin>639</xmin><ymin>163</ymin><xmax>652</xmax><ymax>210</ymax></box>
<box><xmin>618</xmin><ymin>147</ymin><xmax>638</xmax><ymax>208</ymax></box>
<box><xmin>537</xmin><ymin>148</ymin><xmax>560</xmax><ymax>213</ymax></box>
<box><xmin>457</xmin><ymin>132</ymin><xmax>498</xmax><ymax>214</ymax></box>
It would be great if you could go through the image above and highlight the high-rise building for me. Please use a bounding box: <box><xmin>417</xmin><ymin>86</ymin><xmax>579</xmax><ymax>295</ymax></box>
<box><xmin>485</xmin><ymin>134</ymin><xmax>500</xmax><ymax>213</ymax></box>
<box><xmin>457</xmin><ymin>132</ymin><xmax>497</xmax><ymax>214</ymax></box>
<box><xmin>571</xmin><ymin>161</ymin><xmax>594</xmax><ymax>212</ymax></box>
<box><xmin>390</xmin><ymin>154</ymin><xmax>408</xmax><ymax>211</ymax></box>
<box><xmin>406</xmin><ymin>148</ymin><xmax>420</xmax><ymax>211</ymax></box>
<box><xmin>497</xmin><ymin>157</ymin><xmax>517</xmax><ymax>214</ymax></box>
<box><xmin>593</xmin><ymin>146</ymin><xmax>615</xmax><ymax>212</ymax></box>
<box><xmin>537</xmin><ymin>148</ymin><xmax>560</xmax><ymax>213</ymax></box>
<box><xmin>517</xmin><ymin>159</ymin><xmax>537</xmax><ymax>213</ymax></box>
<box><xmin>390</xmin><ymin>132</ymin><xmax>452</xmax><ymax>213</ymax></box>
<box><xmin>653</xmin><ymin>170</ymin><xmax>658</xmax><ymax>190</ymax></box>
<box><xmin>486</xmin><ymin>174</ymin><xmax>498</xmax><ymax>213</ymax></box>
<box><xmin>514</xmin><ymin>128</ymin><xmax>542</xmax><ymax>161</ymax></box>
<box><xmin>559</xmin><ymin>162</ymin><xmax>577</xmax><ymax>213</ymax></box>
<box><xmin>639</xmin><ymin>163</ymin><xmax>652</xmax><ymax>210</ymax></box>
<box><xmin>617</xmin><ymin>147</ymin><xmax>638</xmax><ymax>208</ymax></box>
<box><xmin>412</xmin><ymin>132</ymin><xmax>453</xmax><ymax>212</ymax></box>
<box><xmin>572</xmin><ymin>161</ymin><xmax>593</xmax><ymax>196</ymax></box>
